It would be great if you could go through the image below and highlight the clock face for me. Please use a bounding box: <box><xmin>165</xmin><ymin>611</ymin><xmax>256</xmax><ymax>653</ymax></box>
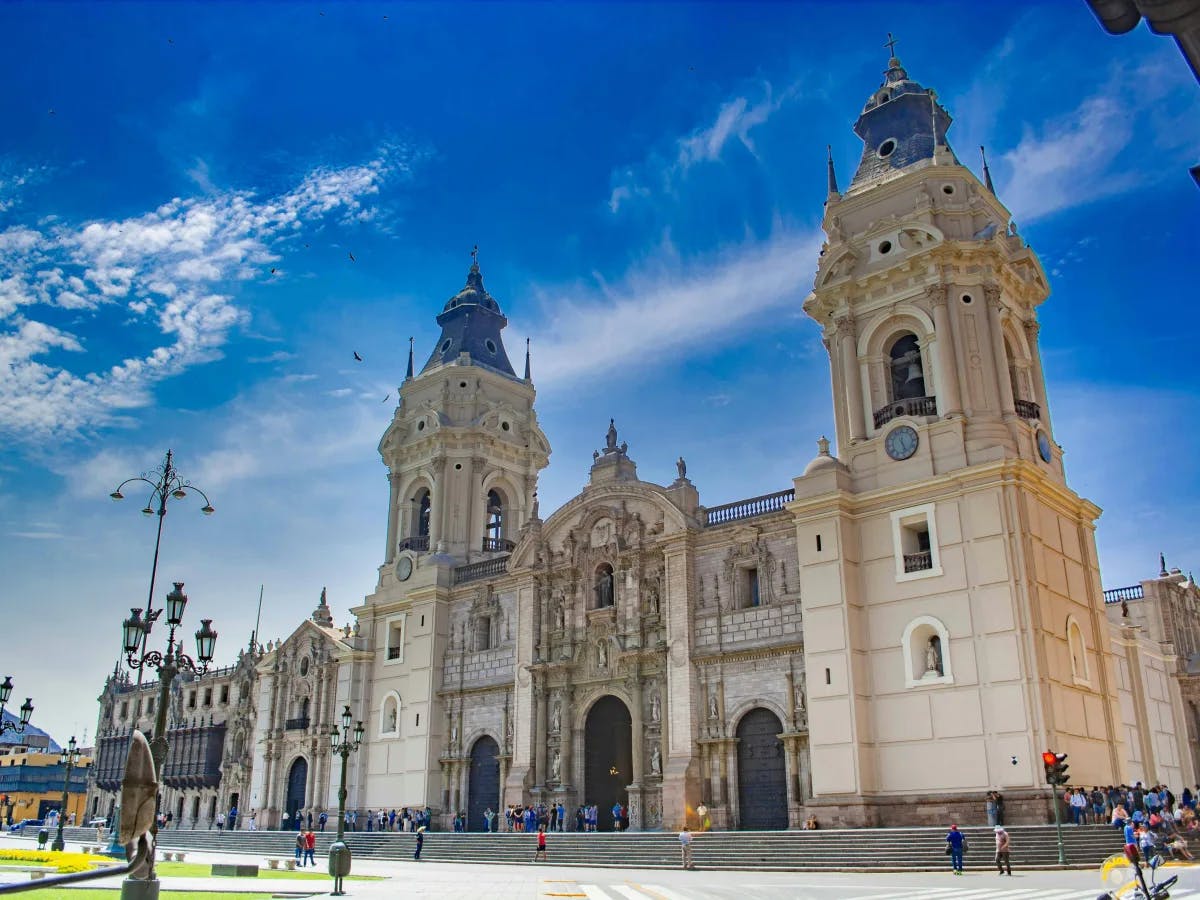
<box><xmin>1037</xmin><ymin>430</ymin><xmax>1053</xmax><ymax>463</ymax></box>
<box><xmin>396</xmin><ymin>556</ymin><xmax>413</xmax><ymax>581</ymax></box>
<box><xmin>885</xmin><ymin>425</ymin><xmax>919</xmax><ymax>461</ymax></box>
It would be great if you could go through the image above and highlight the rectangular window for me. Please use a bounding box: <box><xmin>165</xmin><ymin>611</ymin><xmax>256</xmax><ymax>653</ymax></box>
<box><xmin>146</xmin><ymin>698</ymin><xmax>154</xmax><ymax>714</ymax></box>
<box><xmin>220</xmin><ymin>686</ymin><xmax>229</xmax><ymax>704</ymax></box>
<box><xmin>816</xmin><ymin>534</ymin><xmax>822</xmax><ymax>552</ymax></box>
<box><xmin>203</xmin><ymin>688</ymin><xmax>213</xmax><ymax>707</ymax></box>
<box><xmin>825</xmin><ymin>667</ymin><xmax>831</xmax><ymax>685</ymax></box>
<box><xmin>890</xmin><ymin>503</ymin><xmax>943</xmax><ymax>581</ymax></box>
<box><xmin>476</xmin><ymin>617</ymin><xmax>492</xmax><ymax>652</ymax></box>
<box><xmin>134</xmin><ymin>699</ymin><xmax>142</xmax><ymax>717</ymax></box>
<box><xmin>120</xmin><ymin>701</ymin><xmax>128</xmax><ymax>717</ymax></box>
<box><xmin>385</xmin><ymin>614</ymin><xmax>407</xmax><ymax>663</ymax></box>
<box><xmin>746</xmin><ymin>568</ymin><xmax>761</xmax><ymax>607</ymax></box>
<box><xmin>188</xmin><ymin>691</ymin><xmax>197</xmax><ymax>709</ymax></box>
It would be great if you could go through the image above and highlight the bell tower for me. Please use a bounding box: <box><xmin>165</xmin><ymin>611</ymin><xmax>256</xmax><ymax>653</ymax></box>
<box><xmin>353</xmin><ymin>252</ymin><xmax>550</xmax><ymax>813</ymax></box>
<box><xmin>806</xmin><ymin>45</ymin><xmax>1060</xmax><ymax>483</ymax></box>
<box><xmin>791</xmin><ymin>42</ymin><xmax>1124</xmax><ymax>827</ymax></box>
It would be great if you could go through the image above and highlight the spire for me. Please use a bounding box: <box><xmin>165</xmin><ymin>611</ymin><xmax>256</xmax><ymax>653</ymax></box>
<box><xmin>980</xmin><ymin>146</ymin><xmax>995</xmax><ymax>193</ymax></box>
<box><xmin>524</xmin><ymin>337</ymin><xmax>531</xmax><ymax>381</ymax></box>
<box><xmin>405</xmin><ymin>337</ymin><xmax>414</xmax><ymax>380</ymax></box>
<box><xmin>826</xmin><ymin>145</ymin><xmax>839</xmax><ymax>194</ymax></box>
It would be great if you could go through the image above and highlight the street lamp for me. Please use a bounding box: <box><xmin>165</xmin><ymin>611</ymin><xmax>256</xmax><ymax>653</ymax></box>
<box><xmin>120</xmin><ymin>582</ymin><xmax>216</xmax><ymax>900</ymax></box>
<box><xmin>0</xmin><ymin>675</ymin><xmax>34</xmax><ymax>738</ymax></box>
<box><xmin>50</xmin><ymin>736</ymin><xmax>82</xmax><ymax>852</ymax></box>
<box><xmin>110</xmin><ymin>450</ymin><xmax>214</xmax><ymax>678</ymax></box>
<box><xmin>328</xmin><ymin>704</ymin><xmax>364</xmax><ymax>896</ymax></box>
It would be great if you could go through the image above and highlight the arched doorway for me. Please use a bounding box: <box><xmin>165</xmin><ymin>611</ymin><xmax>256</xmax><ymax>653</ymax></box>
<box><xmin>467</xmin><ymin>736</ymin><xmax>500</xmax><ymax>831</ymax></box>
<box><xmin>284</xmin><ymin>757</ymin><xmax>307</xmax><ymax>828</ymax></box>
<box><xmin>736</xmin><ymin>708</ymin><xmax>787</xmax><ymax>829</ymax></box>
<box><xmin>584</xmin><ymin>695</ymin><xmax>633</xmax><ymax>831</ymax></box>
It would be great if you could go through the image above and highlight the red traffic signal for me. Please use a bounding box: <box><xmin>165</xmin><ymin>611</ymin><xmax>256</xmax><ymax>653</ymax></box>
<box><xmin>1041</xmin><ymin>751</ymin><xmax>1057</xmax><ymax>767</ymax></box>
<box><xmin>1042</xmin><ymin>750</ymin><xmax>1069</xmax><ymax>784</ymax></box>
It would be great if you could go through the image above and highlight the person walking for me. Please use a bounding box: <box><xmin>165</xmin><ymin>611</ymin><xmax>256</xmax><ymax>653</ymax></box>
<box><xmin>946</xmin><ymin>824</ymin><xmax>965</xmax><ymax>875</ymax></box>
<box><xmin>994</xmin><ymin>826</ymin><xmax>1012</xmax><ymax>875</ymax></box>
<box><xmin>533</xmin><ymin>824</ymin><xmax>548</xmax><ymax>862</ymax></box>
<box><xmin>215</xmin><ymin>811</ymin><xmax>224</xmax><ymax>831</ymax></box>
<box><xmin>318</xmin><ymin>810</ymin><xmax>327</xmax><ymax>832</ymax></box>
<box><xmin>304</xmin><ymin>828</ymin><xmax>317</xmax><ymax>867</ymax></box>
<box><xmin>294</xmin><ymin>830</ymin><xmax>305</xmax><ymax>865</ymax></box>
<box><xmin>414</xmin><ymin>825</ymin><xmax>425</xmax><ymax>861</ymax></box>
<box><xmin>679</xmin><ymin>825</ymin><xmax>694</xmax><ymax>870</ymax></box>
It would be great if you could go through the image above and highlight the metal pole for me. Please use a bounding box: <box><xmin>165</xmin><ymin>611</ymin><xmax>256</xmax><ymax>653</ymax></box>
<box><xmin>1051</xmin><ymin>784</ymin><xmax>1066</xmax><ymax>866</ymax></box>
<box><xmin>136</xmin><ymin>492</ymin><xmax>168</xmax><ymax>685</ymax></box>
<box><xmin>50</xmin><ymin>755</ymin><xmax>73</xmax><ymax>852</ymax></box>
<box><xmin>332</xmin><ymin>746</ymin><xmax>349</xmax><ymax>896</ymax></box>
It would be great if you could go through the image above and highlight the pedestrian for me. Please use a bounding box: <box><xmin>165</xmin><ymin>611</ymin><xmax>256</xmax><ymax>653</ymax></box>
<box><xmin>319</xmin><ymin>810</ymin><xmax>327</xmax><ymax>832</ymax></box>
<box><xmin>414</xmin><ymin>825</ymin><xmax>425</xmax><ymax>861</ymax></box>
<box><xmin>986</xmin><ymin>791</ymin><xmax>998</xmax><ymax>826</ymax></box>
<box><xmin>228</xmin><ymin>805</ymin><xmax>238</xmax><ymax>831</ymax></box>
<box><xmin>304</xmin><ymin>828</ymin><xmax>317</xmax><ymax>866</ymax></box>
<box><xmin>295</xmin><ymin>830</ymin><xmax>305</xmax><ymax>865</ymax></box>
<box><xmin>533</xmin><ymin>824</ymin><xmax>548</xmax><ymax>862</ymax></box>
<box><xmin>679</xmin><ymin>825</ymin><xmax>693</xmax><ymax>869</ymax></box>
<box><xmin>946</xmin><ymin>823</ymin><xmax>965</xmax><ymax>875</ymax></box>
<box><xmin>295</xmin><ymin>809</ymin><xmax>303</xmax><ymax>831</ymax></box>
<box><xmin>216</xmin><ymin>811</ymin><xmax>224</xmax><ymax>832</ymax></box>
<box><xmin>994</xmin><ymin>826</ymin><xmax>1011</xmax><ymax>875</ymax></box>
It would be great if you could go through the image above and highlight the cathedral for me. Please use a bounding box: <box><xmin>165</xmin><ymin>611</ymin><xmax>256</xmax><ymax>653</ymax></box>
<box><xmin>88</xmin><ymin>48</ymin><xmax>1180</xmax><ymax>831</ymax></box>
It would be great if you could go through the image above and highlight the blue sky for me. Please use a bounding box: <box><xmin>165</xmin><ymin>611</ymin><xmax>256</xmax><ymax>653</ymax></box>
<box><xmin>0</xmin><ymin>3</ymin><xmax>1197</xmax><ymax>745</ymax></box>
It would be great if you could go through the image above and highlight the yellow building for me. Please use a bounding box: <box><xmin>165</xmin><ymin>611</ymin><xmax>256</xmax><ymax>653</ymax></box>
<box><xmin>0</xmin><ymin>746</ymin><xmax>93</xmax><ymax>827</ymax></box>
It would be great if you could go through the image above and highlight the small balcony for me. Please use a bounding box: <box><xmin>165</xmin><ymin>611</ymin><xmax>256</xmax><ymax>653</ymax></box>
<box><xmin>903</xmin><ymin>551</ymin><xmax>933</xmax><ymax>574</ymax></box>
<box><xmin>1013</xmin><ymin>398</ymin><xmax>1041</xmax><ymax>420</ymax></box>
<box><xmin>874</xmin><ymin>396</ymin><xmax>937</xmax><ymax>429</ymax></box>
<box><xmin>284</xmin><ymin>717</ymin><xmax>310</xmax><ymax>731</ymax></box>
<box><xmin>482</xmin><ymin>537</ymin><xmax>516</xmax><ymax>553</ymax></box>
<box><xmin>398</xmin><ymin>535</ymin><xmax>430</xmax><ymax>553</ymax></box>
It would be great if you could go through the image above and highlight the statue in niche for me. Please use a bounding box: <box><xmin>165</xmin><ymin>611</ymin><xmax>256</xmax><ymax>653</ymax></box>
<box><xmin>707</xmin><ymin>693</ymin><xmax>718</xmax><ymax>720</ymax></box>
<box><xmin>597</xmin><ymin>640</ymin><xmax>608</xmax><ymax>669</ymax></box>
<box><xmin>551</xmin><ymin>749</ymin><xmax>561</xmax><ymax>782</ymax></box>
<box><xmin>505</xmin><ymin>717</ymin><xmax>513</xmax><ymax>746</ymax></box>
<box><xmin>925</xmin><ymin>635</ymin><xmax>943</xmax><ymax>676</ymax></box>
<box><xmin>551</xmin><ymin>698</ymin><xmax>561</xmax><ymax>733</ymax></box>
<box><xmin>450</xmin><ymin>724</ymin><xmax>458</xmax><ymax>746</ymax></box>
<box><xmin>650</xmin><ymin>743</ymin><xmax>661</xmax><ymax>775</ymax></box>
<box><xmin>555</xmin><ymin>597</ymin><xmax>565</xmax><ymax>632</ymax></box>
<box><xmin>676</xmin><ymin>456</ymin><xmax>687</xmax><ymax>479</ymax></box>
<box><xmin>647</xmin><ymin>585</ymin><xmax>659</xmax><ymax>617</ymax></box>
<box><xmin>649</xmin><ymin>692</ymin><xmax>660</xmax><ymax>724</ymax></box>
<box><xmin>596</xmin><ymin>567</ymin><xmax>614</xmax><ymax>608</ymax></box>
<box><xmin>386</xmin><ymin>705</ymin><xmax>397</xmax><ymax>733</ymax></box>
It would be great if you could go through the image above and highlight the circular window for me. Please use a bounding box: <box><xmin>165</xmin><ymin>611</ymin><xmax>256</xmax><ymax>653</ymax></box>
<box><xmin>961</xmin><ymin>294</ymin><xmax>973</xmax><ymax>304</ymax></box>
<box><xmin>942</xmin><ymin>184</ymin><xmax>954</xmax><ymax>195</ymax></box>
<box><xmin>878</xmin><ymin>139</ymin><xmax>897</xmax><ymax>158</ymax></box>
<box><xmin>417</xmin><ymin>420</ymin><xmax>425</xmax><ymax>431</ymax></box>
<box><xmin>440</xmin><ymin>339</ymin><xmax>452</xmax><ymax>353</ymax></box>
<box><xmin>454</xmin><ymin>463</ymin><xmax>463</xmax><ymax>471</ymax></box>
<box><xmin>501</xmin><ymin>421</ymin><xmax>510</xmax><ymax>432</ymax></box>
<box><xmin>459</xmin><ymin>381</ymin><xmax>467</xmax><ymax>388</ymax></box>
<box><xmin>878</xmin><ymin>240</ymin><xmax>892</xmax><ymax>255</ymax></box>
<box><xmin>485</xmin><ymin>339</ymin><xmax>497</xmax><ymax>354</ymax></box>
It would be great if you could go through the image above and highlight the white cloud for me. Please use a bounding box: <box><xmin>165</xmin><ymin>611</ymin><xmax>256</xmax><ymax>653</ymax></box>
<box><xmin>0</xmin><ymin>144</ymin><xmax>417</xmax><ymax>439</ymax></box>
<box><xmin>526</xmin><ymin>229</ymin><xmax>820</xmax><ymax>388</ymax></box>
<box><xmin>249</xmin><ymin>350</ymin><xmax>297</xmax><ymax>364</ymax></box>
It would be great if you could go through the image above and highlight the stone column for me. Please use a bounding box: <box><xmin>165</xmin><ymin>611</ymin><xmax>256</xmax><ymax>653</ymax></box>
<box><xmin>559</xmin><ymin>683</ymin><xmax>573</xmax><ymax>789</ymax></box>
<box><xmin>384</xmin><ymin>472</ymin><xmax>400</xmax><ymax>562</ymax></box>
<box><xmin>986</xmin><ymin>287</ymin><xmax>1016</xmax><ymax>415</ymax></box>
<box><xmin>1024</xmin><ymin>319</ymin><xmax>1054</xmax><ymax>431</ymax></box>
<box><xmin>534</xmin><ymin>679</ymin><xmax>548</xmax><ymax>788</ymax></box>
<box><xmin>928</xmin><ymin>286</ymin><xmax>963</xmax><ymax>416</ymax></box>
<box><xmin>838</xmin><ymin>317</ymin><xmax>866</xmax><ymax>442</ymax></box>
<box><xmin>432</xmin><ymin>456</ymin><xmax>450</xmax><ymax>550</ymax></box>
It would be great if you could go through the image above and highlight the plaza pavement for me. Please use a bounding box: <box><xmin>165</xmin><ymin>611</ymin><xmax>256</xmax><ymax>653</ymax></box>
<box><xmin>3</xmin><ymin>836</ymin><xmax>1200</xmax><ymax>899</ymax></box>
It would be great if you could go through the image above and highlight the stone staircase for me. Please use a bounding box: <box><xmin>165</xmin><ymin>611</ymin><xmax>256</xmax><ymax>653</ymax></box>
<box><xmin>11</xmin><ymin>823</ymin><xmax>1130</xmax><ymax>872</ymax></box>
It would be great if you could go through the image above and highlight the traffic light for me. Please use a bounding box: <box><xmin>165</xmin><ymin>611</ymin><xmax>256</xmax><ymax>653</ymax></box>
<box><xmin>1041</xmin><ymin>750</ymin><xmax>1069</xmax><ymax>785</ymax></box>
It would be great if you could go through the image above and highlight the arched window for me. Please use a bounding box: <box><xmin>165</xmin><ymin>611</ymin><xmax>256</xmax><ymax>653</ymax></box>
<box><xmin>594</xmin><ymin>563</ymin><xmax>615</xmax><ymax>609</ymax></box>
<box><xmin>299</xmin><ymin>697</ymin><xmax>310</xmax><ymax>721</ymax></box>
<box><xmin>1068</xmin><ymin>618</ymin><xmax>1090</xmax><ymax>685</ymax></box>
<box><xmin>889</xmin><ymin>334</ymin><xmax>926</xmax><ymax>400</ymax></box>
<box><xmin>485</xmin><ymin>489</ymin><xmax>504</xmax><ymax>550</ymax></box>
<box><xmin>1004</xmin><ymin>337</ymin><xmax>1022</xmax><ymax>402</ymax></box>
<box><xmin>901</xmin><ymin>615</ymin><xmax>953</xmax><ymax>688</ymax></box>
<box><xmin>413</xmin><ymin>489</ymin><xmax>431</xmax><ymax>539</ymax></box>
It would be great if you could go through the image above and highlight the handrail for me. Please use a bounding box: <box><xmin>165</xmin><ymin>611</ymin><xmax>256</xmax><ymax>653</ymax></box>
<box><xmin>0</xmin><ymin>859</ymin><xmax>134</xmax><ymax>894</ymax></box>
<box><xmin>704</xmin><ymin>489</ymin><xmax>794</xmax><ymax>527</ymax></box>
<box><xmin>1103</xmin><ymin>585</ymin><xmax>1144</xmax><ymax>605</ymax></box>
<box><xmin>454</xmin><ymin>556</ymin><xmax>510</xmax><ymax>585</ymax></box>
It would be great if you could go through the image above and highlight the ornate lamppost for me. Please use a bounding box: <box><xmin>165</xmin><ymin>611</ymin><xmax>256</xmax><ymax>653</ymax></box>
<box><xmin>119</xmin><ymin>582</ymin><xmax>217</xmax><ymax>900</ymax></box>
<box><xmin>110</xmin><ymin>450</ymin><xmax>214</xmax><ymax>676</ymax></box>
<box><xmin>328</xmin><ymin>705</ymin><xmax>363</xmax><ymax>896</ymax></box>
<box><xmin>0</xmin><ymin>676</ymin><xmax>34</xmax><ymax>738</ymax></box>
<box><xmin>50</xmin><ymin>736</ymin><xmax>82</xmax><ymax>852</ymax></box>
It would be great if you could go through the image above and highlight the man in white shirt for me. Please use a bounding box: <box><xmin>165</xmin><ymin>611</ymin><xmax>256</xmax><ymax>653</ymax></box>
<box><xmin>679</xmin><ymin>826</ymin><xmax>693</xmax><ymax>869</ymax></box>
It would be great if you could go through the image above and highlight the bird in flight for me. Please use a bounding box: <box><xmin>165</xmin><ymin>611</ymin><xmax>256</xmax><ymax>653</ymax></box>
<box><xmin>382</xmin><ymin>394</ymin><xmax>390</xmax><ymax>403</ymax></box>
<box><xmin>269</xmin><ymin>267</ymin><xmax>277</xmax><ymax>275</ymax></box>
<box><xmin>47</xmin><ymin>109</ymin><xmax>56</xmax><ymax>116</ymax></box>
<box><xmin>167</xmin><ymin>38</ymin><xmax>174</xmax><ymax>44</ymax></box>
<box><xmin>353</xmin><ymin>351</ymin><xmax>363</xmax><ymax>362</ymax></box>
<box><xmin>348</xmin><ymin>251</ymin><xmax>356</xmax><ymax>262</ymax></box>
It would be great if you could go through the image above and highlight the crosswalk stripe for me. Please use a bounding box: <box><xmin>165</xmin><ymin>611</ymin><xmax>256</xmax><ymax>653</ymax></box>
<box><xmin>610</xmin><ymin>887</ymin><xmax>649</xmax><ymax>900</ymax></box>
<box><xmin>637</xmin><ymin>885</ymin><xmax>693</xmax><ymax>900</ymax></box>
<box><xmin>579</xmin><ymin>886</ymin><xmax>613</xmax><ymax>900</ymax></box>
<box><xmin>841</xmin><ymin>889</ymin><xmax>957</xmax><ymax>900</ymax></box>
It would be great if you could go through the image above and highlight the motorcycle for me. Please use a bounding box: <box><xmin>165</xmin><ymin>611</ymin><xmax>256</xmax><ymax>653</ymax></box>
<box><xmin>1097</xmin><ymin>853</ymin><xmax>1179</xmax><ymax>900</ymax></box>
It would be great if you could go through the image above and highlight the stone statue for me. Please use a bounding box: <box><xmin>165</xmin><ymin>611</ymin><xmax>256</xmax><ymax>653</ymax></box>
<box><xmin>551</xmin><ymin>748</ymin><xmax>561</xmax><ymax>782</ymax></box>
<box><xmin>120</xmin><ymin>730</ymin><xmax>158</xmax><ymax>879</ymax></box>
<box><xmin>555</xmin><ymin>598</ymin><xmax>565</xmax><ymax>631</ymax></box>
<box><xmin>676</xmin><ymin>456</ymin><xmax>686</xmax><ymax>479</ymax></box>
<box><xmin>649</xmin><ymin>692</ymin><xmax>660</xmax><ymax>723</ymax></box>
<box><xmin>597</xmin><ymin>640</ymin><xmax>608</xmax><ymax>669</ymax></box>
<box><xmin>386</xmin><ymin>705</ymin><xmax>397</xmax><ymax>733</ymax></box>
<box><xmin>650</xmin><ymin>743</ymin><xmax>661</xmax><ymax>775</ymax></box>
<box><xmin>925</xmin><ymin>636</ymin><xmax>943</xmax><ymax>676</ymax></box>
<box><xmin>606</xmin><ymin>418</ymin><xmax>618</xmax><ymax>451</ymax></box>
<box><xmin>551</xmin><ymin>699</ymin><xmax>561</xmax><ymax>733</ymax></box>
<box><xmin>505</xmin><ymin>716</ymin><xmax>513</xmax><ymax>746</ymax></box>
<box><xmin>450</xmin><ymin>724</ymin><xmax>458</xmax><ymax>746</ymax></box>
<box><xmin>596</xmin><ymin>568</ymin><xmax>614</xmax><ymax>608</ymax></box>
<box><xmin>647</xmin><ymin>586</ymin><xmax>659</xmax><ymax>617</ymax></box>
<box><xmin>707</xmin><ymin>693</ymin><xmax>718</xmax><ymax>720</ymax></box>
